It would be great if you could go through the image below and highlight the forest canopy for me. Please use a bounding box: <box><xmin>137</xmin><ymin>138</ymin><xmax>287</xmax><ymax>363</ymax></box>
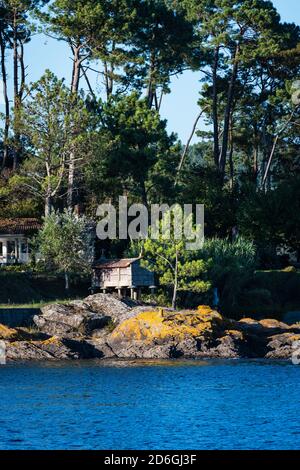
<box><xmin>0</xmin><ymin>0</ymin><xmax>299</xmax><ymax>263</ymax></box>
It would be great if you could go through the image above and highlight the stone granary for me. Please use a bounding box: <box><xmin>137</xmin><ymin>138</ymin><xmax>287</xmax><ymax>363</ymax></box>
<box><xmin>92</xmin><ymin>257</ymin><xmax>156</xmax><ymax>299</ymax></box>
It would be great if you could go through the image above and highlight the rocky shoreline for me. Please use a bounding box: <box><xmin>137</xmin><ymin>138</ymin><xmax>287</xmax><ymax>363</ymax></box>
<box><xmin>1</xmin><ymin>294</ymin><xmax>299</xmax><ymax>362</ymax></box>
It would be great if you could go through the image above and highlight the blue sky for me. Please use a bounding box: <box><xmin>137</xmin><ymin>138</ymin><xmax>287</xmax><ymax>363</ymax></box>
<box><xmin>1</xmin><ymin>0</ymin><xmax>300</xmax><ymax>143</ymax></box>
<box><xmin>162</xmin><ymin>0</ymin><xmax>300</xmax><ymax>142</ymax></box>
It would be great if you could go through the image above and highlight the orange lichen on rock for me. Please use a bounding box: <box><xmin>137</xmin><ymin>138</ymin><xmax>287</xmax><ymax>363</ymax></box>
<box><xmin>259</xmin><ymin>319</ymin><xmax>288</xmax><ymax>329</ymax></box>
<box><xmin>0</xmin><ymin>324</ymin><xmax>18</xmax><ymax>340</ymax></box>
<box><xmin>197</xmin><ymin>305</ymin><xmax>214</xmax><ymax>314</ymax></box>
<box><xmin>41</xmin><ymin>336</ymin><xmax>60</xmax><ymax>346</ymax></box>
<box><xmin>239</xmin><ymin>318</ymin><xmax>259</xmax><ymax>324</ymax></box>
<box><xmin>224</xmin><ymin>330</ymin><xmax>244</xmax><ymax>340</ymax></box>
<box><xmin>289</xmin><ymin>334</ymin><xmax>300</xmax><ymax>342</ymax></box>
<box><xmin>110</xmin><ymin>307</ymin><xmax>225</xmax><ymax>344</ymax></box>
<box><xmin>269</xmin><ymin>333</ymin><xmax>300</xmax><ymax>343</ymax></box>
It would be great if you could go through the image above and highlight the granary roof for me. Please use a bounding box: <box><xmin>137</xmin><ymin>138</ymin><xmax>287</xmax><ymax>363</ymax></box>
<box><xmin>0</xmin><ymin>218</ymin><xmax>42</xmax><ymax>235</ymax></box>
<box><xmin>93</xmin><ymin>257</ymin><xmax>142</xmax><ymax>270</ymax></box>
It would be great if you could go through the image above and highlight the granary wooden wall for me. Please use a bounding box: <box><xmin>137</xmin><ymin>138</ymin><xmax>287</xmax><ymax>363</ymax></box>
<box><xmin>98</xmin><ymin>260</ymin><xmax>154</xmax><ymax>288</ymax></box>
<box><xmin>101</xmin><ymin>266</ymin><xmax>132</xmax><ymax>288</ymax></box>
<box><xmin>131</xmin><ymin>261</ymin><xmax>154</xmax><ymax>287</ymax></box>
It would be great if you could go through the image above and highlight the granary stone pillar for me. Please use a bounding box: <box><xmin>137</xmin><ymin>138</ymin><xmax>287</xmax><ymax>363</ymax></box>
<box><xmin>137</xmin><ymin>287</ymin><xmax>142</xmax><ymax>301</ymax></box>
<box><xmin>117</xmin><ymin>287</ymin><xmax>122</xmax><ymax>298</ymax></box>
<box><xmin>129</xmin><ymin>286</ymin><xmax>136</xmax><ymax>300</ymax></box>
<box><xmin>150</xmin><ymin>285</ymin><xmax>157</xmax><ymax>296</ymax></box>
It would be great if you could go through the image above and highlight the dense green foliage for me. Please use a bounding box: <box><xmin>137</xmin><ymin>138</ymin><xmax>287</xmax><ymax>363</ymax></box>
<box><xmin>134</xmin><ymin>208</ymin><xmax>211</xmax><ymax>308</ymax></box>
<box><xmin>0</xmin><ymin>1</ymin><xmax>299</xmax><ymax>312</ymax></box>
<box><xmin>35</xmin><ymin>210</ymin><xmax>94</xmax><ymax>289</ymax></box>
<box><xmin>199</xmin><ymin>238</ymin><xmax>257</xmax><ymax>314</ymax></box>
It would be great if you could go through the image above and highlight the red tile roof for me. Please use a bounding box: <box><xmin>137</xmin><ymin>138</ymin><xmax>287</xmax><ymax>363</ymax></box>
<box><xmin>0</xmin><ymin>218</ymin><xmax>42</xmax><ymax>235</ymax></box>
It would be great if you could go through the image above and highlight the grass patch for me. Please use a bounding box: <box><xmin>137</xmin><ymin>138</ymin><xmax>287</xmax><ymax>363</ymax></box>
<box><xmin>0</xmin><ymin>271</ymin><xmax>90</xmax><ymax>305</ymax></box>
<box><xmin>0</xmin><ymin>299</ymin><xmax>83</xmax><ymax>309</ymax></box>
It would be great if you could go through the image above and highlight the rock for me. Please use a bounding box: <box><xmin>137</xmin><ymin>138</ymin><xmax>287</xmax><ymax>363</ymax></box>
<box><xmin>110</xmin><ymin>309</ymin><xmax>217</xmax><ymax>343</ymax></box>
<box><xmin>6</xmin><ymin>337</ymin><xmax>76</xmax><ymax>361</ymax></box>
<box><xmin>6</xmin><ymin>341</ymin><xmax>59</xmax><ymax>361</ymax></box>
<box><xmin>7</xmin><ymin>294</ymin><xmax>300</xmax><ymax>362</ymax></box>
<box><xmin>83</xmin><ymin>294</ymin><xmax>136</xmax><ymax>323</ymax></box>
<box><xmin>33</xmin><ymin>294</ymin><xmax>142</xmax><ymax>338</ymax></box>
<box><xmin>13</xmin><ymin>327</ymin><xmax>49</xmax><ymax>342</ymax></box>
<box><xmin>237</xmin><ymin>318</ymin><xmax>289</xmax><ymax>335</ymax></box>
<box><xmin>100</xmin><ymin>305</ymin><xmax>295</xmax><ymax>360</ymax></box>
<box><xmin>0</xmin><ymin>324</ymin><xmax>18</xmax><ymax>340</ymax></box>
<box><xmin>237</xmin><ymin>318</ymin><xmax>262</xmax><ymax>330</ymax></box>
<box><xmin>34</xmin><ymin>301</ymin><xmax>110</xmax><ymax>337</ymax></box>
<box><xmin>105</xmin><ymin>307</ymin><xmax>235</xmax><ymax>359</ymax></box>
<box><xmin>266</xmin><ymin>333</ymin><xmax>300</xmax><ymax>359</ymax></box>
<box><xmin>194</xmin><ymin>328</ymin><xmax>257</xmax><ymax>359</ymax></box>
<box><xmin>6</xmin><ymin>336</ymin><xmax>103</xmax><ymax>361</ymax></box>
<box><xmin>196</xmin><ymin>305</ymin><xmax>224</xmax><ymax>324</ymax></box>
<box><xmin>259</xmin><ymin>319</ymin><xmax>289</xmax><ymax>330</ymax></box>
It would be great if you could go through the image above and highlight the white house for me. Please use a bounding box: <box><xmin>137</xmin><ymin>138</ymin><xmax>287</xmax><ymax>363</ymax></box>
<box><xmin>0</xmin><ymin>218</ymin><xmax>41</xmax><ymax>265</ymax></box>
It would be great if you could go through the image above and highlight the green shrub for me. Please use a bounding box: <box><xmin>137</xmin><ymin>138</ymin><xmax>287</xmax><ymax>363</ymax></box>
<box><xmin>199</xmin><ymin>238</ymin><xmax>257</xmax><ymax>316</ymax></box>
<box><xmin>254</xmin><ymin>271</ymin><xmax>300</xmax><ymax>302</ymax></box>
<box><xmin>155</xmin><ymin>291</ymin><xmax>172</xmax><ymax>308</ymax></box>
<box><xmin>0</xmin><ymin>264</ymin><xmax>31</xmax><ymax>273</ymax></box>
<box><xmin>237</xmin><ymin>288</ymin><xmax>275</xmax><ymax>318</ymax></box>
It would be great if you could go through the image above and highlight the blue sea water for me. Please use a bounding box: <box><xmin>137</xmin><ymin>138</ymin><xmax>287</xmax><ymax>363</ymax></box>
<box><xmin>0</xmin><ymin>359</ymin><xmax>299</xmax><ymax>450</ymax></box>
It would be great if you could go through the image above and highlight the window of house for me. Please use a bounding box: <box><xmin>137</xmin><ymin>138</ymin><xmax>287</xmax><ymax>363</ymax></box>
<box><xmin>21</xmin><ymin>242</ymin><xmax>28</xmax><ymax>254</ymax></box>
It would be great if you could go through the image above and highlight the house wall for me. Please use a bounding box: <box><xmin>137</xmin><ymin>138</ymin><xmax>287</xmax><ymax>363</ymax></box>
<box><xmin>0</xmin><ymin>235</ymin><xmax>30</xmax><ymax>265</ymax></box>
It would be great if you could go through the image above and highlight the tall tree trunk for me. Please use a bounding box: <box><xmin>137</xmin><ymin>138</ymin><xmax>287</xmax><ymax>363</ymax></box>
<box><xmin>13</xmin><ymin>8</ymin><xmax>20</xmax><ymax>170</ymax></box>
<box><xmin>71</xmin><ymin>45</ymin><xmax>81</xmax><ymax>94</ymax></box>
<box><xmin>253</xmin><ymin>125</ymin><xmax>259</xmax><ymax>184</ymax></box>
<box><xmin>13</xmin><ymin>10</ymin><xmax>18</xmax><ymax>110</ymax></box>
<box><xmin>140</xmin><ymin>178</ymin><xmax>148</xmax><ymax>211</ymax></box>
<box><xmin>67</xmin><ymin>44</ymin><xmax>82</xmax><ymax>209</ymax></box>
<box><xmin>67</xmin><ymin>149</ymin><xmax>75</xmax><ymax>209</ymax></box>
<box><xmin>228</xmin><ymin>117</ymin><xmax>234</xmax><ymax>189</ymax></box>
<box><xmin>262</xmin><ymin>109</ymin><xmax>296</xmax><ymax>190</ymax></box>
<box><xmin>172</xmin><ymin>251</ymin><xmax>178</xmax><ymax>310</ymax></box>
<box><xmin>104</xmin><ymin>61</ymin><xmax>114</xmax><ymax>100</ymax></box>
<box><xmin>18</xmin><ymin>39</ymin><xmax>25</xmax><ymax>102</ymax></box>
<box><xmin>147</xmin><ymin>53</ymin><xmax>156</xmax><ymax>109</ymax></box>
<box><xmin>0</xmin><ymin>30</ymin><xmax>10</xmax><ymax>170</ymax></box>
<box><xmin>219</xmin><ymin>44</ymin><xmax>240</xmax><ymax>178</ymax></box>
<box><xmin>45</xmin><ymin>195</ymin><xmax>52</xmax><ymax>217</ymax></box>
<box><xmin>176</xmin><ymin>106</ymin><xmax>209</xmax><ymax>182</ymax></box>
<box><xmin>212</xmin><ymin>46</ymin><xmax>220</xmax><ymax>167</ymax></box>
<box><xmin>64</xmin><ymin>272</ymin><xmax>70</xmax><ymax>291</ymax></box>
